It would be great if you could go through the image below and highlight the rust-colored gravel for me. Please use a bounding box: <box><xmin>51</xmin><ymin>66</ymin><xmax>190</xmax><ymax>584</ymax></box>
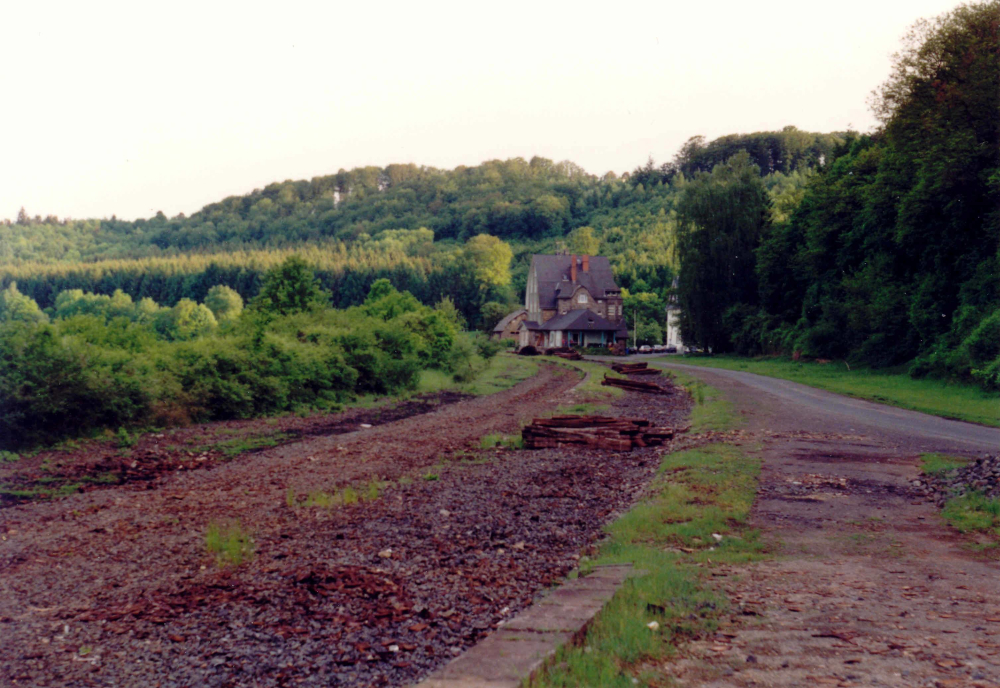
<box><xmin>1</xmin><ymin>364</ymin><xmax>690</xmax><ymax>687</ymax></box>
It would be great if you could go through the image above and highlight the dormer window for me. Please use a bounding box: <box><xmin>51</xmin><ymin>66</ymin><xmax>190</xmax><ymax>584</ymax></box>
<box><xmin>577</xmin><ymin>294</ymin><xmax>587</xmax><ymax>304</ymax></box>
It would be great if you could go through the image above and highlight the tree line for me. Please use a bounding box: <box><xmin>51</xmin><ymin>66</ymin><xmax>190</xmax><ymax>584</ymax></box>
<box><xmin>674</xmin><ymin>2</ymin><xmax>1000</xmax><ymax>390</ymax></box>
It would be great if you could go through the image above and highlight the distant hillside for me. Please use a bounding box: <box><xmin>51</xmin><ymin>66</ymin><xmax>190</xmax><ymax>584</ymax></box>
<box><xmin>1</xmin><ymin>127</ymin><xmax>839</xmax><ymax>266</ymax></box>
<box><xmin>0</xmin><ymin>127</ymin><xmax>839</xmax><ymax>323</ymax></box>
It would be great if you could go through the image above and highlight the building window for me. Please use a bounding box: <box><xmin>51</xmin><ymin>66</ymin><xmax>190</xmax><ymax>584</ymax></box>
<box><xmin>577</xmin><ymin>294</ymin><xmax>587</xmax><ymax>304</ymax></box>
<box><xmin>608</xmin><ymin>304</ymin><xmax>615</xmax><ymax>317</ymax></box>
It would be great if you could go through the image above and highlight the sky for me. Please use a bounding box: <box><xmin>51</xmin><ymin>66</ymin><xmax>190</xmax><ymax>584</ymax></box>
<box><xmin>2</xmin><ymin>0</ymin><xmax>969</xmax><ymax>222</ymax></box>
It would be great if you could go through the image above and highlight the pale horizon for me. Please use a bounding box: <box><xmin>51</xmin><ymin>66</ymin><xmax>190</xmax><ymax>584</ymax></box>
<box><xmin>2</xmin><ymin>0</ymin><xmax>968</xmax><ymax>222</ymax></box>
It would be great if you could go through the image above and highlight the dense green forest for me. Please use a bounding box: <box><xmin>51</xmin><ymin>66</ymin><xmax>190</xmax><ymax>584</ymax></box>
<box><xmin>675</xmin><ymin>2</ymin><xmax>1000</xmax><ymax>391</ymax></box>
<box><xmin>0</xmin><ymin>126</ymin><xmax>836</xmax><ymax>327</ymax></box>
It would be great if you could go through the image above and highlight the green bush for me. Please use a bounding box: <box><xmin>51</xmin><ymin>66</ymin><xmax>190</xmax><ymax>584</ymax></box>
<box><xmin>0</xmin><ymin>268</ymin><xmax>472</xmax><ymax>449</ymax></box>
<box><xmin>0</xmin><ymin>323</ymin><xmax>150</xmax><ymax>449</ymax></box>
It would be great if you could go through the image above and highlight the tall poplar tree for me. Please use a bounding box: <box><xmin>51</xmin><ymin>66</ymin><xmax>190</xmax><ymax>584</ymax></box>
<box><xmin>675</xmin><ymin>151</ymin><xmax>771</xmax><ymax>352</ymax></box>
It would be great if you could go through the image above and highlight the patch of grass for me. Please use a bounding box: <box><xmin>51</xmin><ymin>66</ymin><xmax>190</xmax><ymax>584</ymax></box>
<box><xmin>540</xmin><ymin>356</ymin><xmax>624</xmax><ymax>400</ymax></box>
<box><xmin>459</xmin><ymin>354</ymin><xmax>540</xmax><ymax>396</ymax></box>
<box><xmin>205</xmin><ymin>521</ymin><xmax>254</xmax><ymax>567</ymax></box>
<box><xmin>54</xmin><ymin>438</ymin><xmax>82</xmax><ymax>452</ymax></box>
<box><xmin>422</xmin><ymin>472</ymin><xmax>439</xmax><ymax>481</ymax></box>
<box><xmin>286</xmin><ymin>478</ymin><xmax>387</xmax><ymax>510</ymax></box>
<box><xmin>415</xmin><ymin>354</ymin><xmax>539</xmax><ymax>398</ymax></box>
<box><xmin>416</xmin><ymin>368</ymin><xmax>456</xmax><ymax>394</ymax></box>
<box><xmin>0</xmin><ymin>481</ymin><xmax>84</xmax><ymax>501</ymax></box>
<box><xmin>305</xmin><ymin>490</ymin><xmax>336</xmax><ymax>508</ymax></box>
<box><xmin>115</xmin><ymin>427</ymin><xmax>138</xmax><ymax>448</ymax></box>
<box><xmin>525</xmin><ymin>442</ymin><xmax>764</xmax><ymax>688</ymax></box>
<box><xmin>480</xmin><ymin>433</ymin><xmax>524</xmax><ymax>450</ymax></box>
<box><xmin>363</xmin><ymin>478</ymin><xmax>383</xmax><ymax>501</ymax></box>
<box><xmin>0</xmin><ymin>450</ymin><xmax>22</xmax><ymax>463</ymax></box>
<box><xmin>941</xmin><ymin>492</ymin><xmax>1000</xmax><ymax>538</ymax></box>
<box><xmin>921</xmin><ymin>452</ymin><xmax>970</xmax><ymax>476</ymax></box>
<box><xmin>340</xmin><ymin>485</ymin><xmax>360</xmax><ymax>504</ymax></box>
<box><xmin>78</xmin><ymin>472</ymin><xmax>119</xmax><ymax>485</ymax></box>
<box><xmin>661</xmin><ymin>368</ymin><xmax>743</xmax><ymax>433</ymax></box>
<box><xmin>664</xmin><ymin>355</ymin><xmax>1000</xmax><ymax>428</ymax></box>
<box><xmin>202</xmin><ymin>432</ymin><xmax>289</xmax><ymax>458</ymax></box>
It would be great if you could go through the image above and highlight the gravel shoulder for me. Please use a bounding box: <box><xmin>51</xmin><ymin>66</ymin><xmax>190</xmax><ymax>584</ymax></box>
<box><xmin>659</xmin><ymin>363</ymin><xmax>1000</xmax><ymax>688</ymax></box>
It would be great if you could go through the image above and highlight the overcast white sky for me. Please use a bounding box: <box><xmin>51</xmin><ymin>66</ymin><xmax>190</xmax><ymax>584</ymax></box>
<box><xmin>1</xmin><ymin>0</ymin><xmax>968</xmax><ymax>221</ymax></box>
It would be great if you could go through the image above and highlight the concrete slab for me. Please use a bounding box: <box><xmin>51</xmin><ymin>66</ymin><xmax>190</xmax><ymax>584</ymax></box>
<box><xmin>411</xmin><ymin>564</ymin><xmax>634</xmax><ymax>687</ymax></box>
<box><xmin>434</xmin><ymin>630</ymin><xmax>573</xmax><ymax>682</ymax></box>
<box><xmin>500</xmin><ymin>606</ymin><xmax>595</xmax><ymax>633</ymax></box>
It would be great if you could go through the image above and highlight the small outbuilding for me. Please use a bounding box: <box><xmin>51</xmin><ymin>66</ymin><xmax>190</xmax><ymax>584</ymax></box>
<box><xmin>491</xmin><ymin>308</ymin><xmax>527</xmax><ymax>341</ymax></box>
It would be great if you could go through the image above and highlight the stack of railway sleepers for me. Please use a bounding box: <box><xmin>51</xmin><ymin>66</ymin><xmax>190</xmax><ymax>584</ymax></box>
<box><xmin>611</xmin><ymin>362</ymin><xmax>660</xmax><ymax>375</ymax></box>
<box><xmin>601</xmin><ymin>374</ymin><xmax>669</xmax><ymax>394</ymax></box>
<box><xmin>522</xmin><ymin>415</ymin><xmax>675</xmax><ymax>450</ymax></box>
<box><xmin>544</xmin><ymin>347</ymin><xmax>583</xmax><ymax>360</ymax></box>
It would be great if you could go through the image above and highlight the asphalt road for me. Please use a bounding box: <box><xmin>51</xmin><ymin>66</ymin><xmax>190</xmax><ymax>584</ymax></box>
<box><xmin>654</xmin><ymin>361</ymin><xmax>1000</xmax><ymax>455</ymax></box>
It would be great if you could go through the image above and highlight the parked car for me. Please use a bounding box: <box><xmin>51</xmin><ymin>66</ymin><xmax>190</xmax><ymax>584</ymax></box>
<box><xmin>665</xmin><ymin>345</ymin><xmax>678</xmax><ymax>354</ymax></box>
<box><xmin>639</xmin><ymin>345</ymin><xmax>652</xmax><ymax>353</ymax></box>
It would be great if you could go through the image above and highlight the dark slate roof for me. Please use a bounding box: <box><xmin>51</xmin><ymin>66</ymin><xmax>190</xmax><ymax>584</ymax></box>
<box><xmin>531</xmin><ymin>255</ymin><xmax>619</xmax><ymax>309</ymax></box>
<box><xmin>521</xmin><ymin>320</ymin><xmax>542</xmax><ymax>331</ymax></box>
<box><xmin>540</xmin><ymin>309</ymin><xmax>620</xmax><ymax>332</ymax></box>
<box><xmin>492</xmin><ymin>308</ymin><xmax>527</xmax><ymax>333</ymax></box>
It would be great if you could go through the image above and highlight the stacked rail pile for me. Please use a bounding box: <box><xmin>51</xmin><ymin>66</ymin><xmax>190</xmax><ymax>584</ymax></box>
<box><xmin>611</xmin><ymin>362</ymin><xmax>661</xmax><ymax>375</ymax></box>
<box><xmin>522</xmin><ymin>415</ymin><xmax>676</xmax><ymax>450</ymax></box>
<box><xmin>544</xmin><ymin>347</ymin><xmax>583</xmax><ymax>360</ymax></box>
<box><xmin>601</xmin><ymin>374</ymin><xmax>669</xmax><ymax>394</ymax></box>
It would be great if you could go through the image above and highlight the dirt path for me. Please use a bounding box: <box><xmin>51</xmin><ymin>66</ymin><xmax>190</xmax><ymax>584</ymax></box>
<box><xmin>661</xmin><ymin>365</ymin><xmax>1000</xmax><ymax>688</ymax></box>
<box><xmin>0</xmin><ymin>363</ymin><xmax>688</xmax><ymax>687</ymax></box>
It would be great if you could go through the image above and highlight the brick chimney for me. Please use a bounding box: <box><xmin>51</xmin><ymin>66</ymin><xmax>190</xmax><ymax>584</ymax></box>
<box><xmin>570</xmin><ymin>254</ymin><xmax>577</xmax><ymax>283</ymax></box>
<box><xmin>582</xmin><ymin>254</ymin><xmax>589</xmax><ymax>273</ymax></box>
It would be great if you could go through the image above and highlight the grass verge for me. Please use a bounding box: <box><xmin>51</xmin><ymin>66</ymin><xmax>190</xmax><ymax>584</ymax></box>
<box><xmin>940</xmin><ymin>493</ymin><xmax>1000</xmax><ymax>541</ymax></box>
<box><xmin>659</xmin><ymin>368</ymin><xmax>743</xmax><ymax>433</ymax></box>
<box><xmin>525</xmin><ymin>442</ymin><xmax>764</xmax><ymax>688</ymax></box>
<box><xmin>920</xmin><ymin>452</ymin><xmax>970</xmax><ymax>476</ymax></box>
<box><xmin>666</xmin><ymin>355</ymin><xmax>1000</xmax><ymax>427</ymax></box>
<box><xmin>527</xmin><ymin>375</ymin><xmax>758</xmax><ymax>687</ymax></box>
<box><xmin>920</xmin><ymin>452</ymin><xmax>1000</xmax><ymax>551</ymax></box>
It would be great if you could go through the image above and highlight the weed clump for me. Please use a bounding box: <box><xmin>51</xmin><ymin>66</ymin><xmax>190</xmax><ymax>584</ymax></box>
<box><xmin>480</xmin><ymin>433</ymin><xmax>524</xmax><ymax>450</ymax></box>
<box><xmin>205</xmin><ymin>521</ymin><xmax>254</xmax><ymax>567</ymax></box>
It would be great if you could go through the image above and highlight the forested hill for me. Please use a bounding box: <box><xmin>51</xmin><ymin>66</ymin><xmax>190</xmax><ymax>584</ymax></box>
<box><xmin>0</xmin><ymin>125</ymin><xmax>839</xmax><ymax>265</ymax></box>
<box><xmin>0</xmin><ymin>127</ymin><xmax>838</xmax><ymax>330</ymax></box>
<box><xmin>672</xmin><ymin>2</ymin><xmax>999</xmax><ymax>391</ymax></box>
